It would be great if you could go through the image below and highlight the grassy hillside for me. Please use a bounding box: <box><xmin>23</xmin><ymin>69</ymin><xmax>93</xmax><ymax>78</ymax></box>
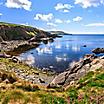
<box><xmin>0</xmin><ymin>22</ymin><xmax>50</xmax><ymax>41</ymax></box>
<box><xmin>0</xmin><ymin>58</ymin><xmax>104</xmax><ymax>104</ymax></box>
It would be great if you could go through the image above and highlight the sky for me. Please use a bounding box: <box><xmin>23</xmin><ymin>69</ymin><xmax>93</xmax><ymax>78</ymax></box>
<box><xmin>0</xmin><ymin>0</ymin><xmax>104</xmax><ymax>34</ymax></box>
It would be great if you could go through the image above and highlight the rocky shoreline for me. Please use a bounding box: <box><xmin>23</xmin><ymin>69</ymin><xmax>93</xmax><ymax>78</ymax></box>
<box><xmin>48</xmin><ymin>54</ymin><xmax>104</xmax><ymax>88</ymax></box>
<box><xmin>1</xmin><ymin>51</ymin><xmax>104</xmax><ymax>88</ymax></box>
<box><xmin>0</xmin><ymin>34</ymin><xmax>104</xmax><ymax>88</ymax></box>
<box><xmin>0</xmin><ymin>57</ymin><xmax>55</xmax><ymax>86</ymax></box>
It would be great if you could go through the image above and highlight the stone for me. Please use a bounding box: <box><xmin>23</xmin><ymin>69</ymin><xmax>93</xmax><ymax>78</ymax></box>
<box><xmin>91</xmin><ymin>59</ymin><xmax>100</xmax><ymax>65</ymax></box>
<box><xmin>64</xmin><ymin>73</ymin><xmax>76</xmax><ymax>87</ymax></box>
<box><xmin>92</xmin><ymin>48</ymin><xmax>104</xmax><ymax>54</ymax></box>
<box><xmin>3</xmin><ymin>79</ymin><xmax>10</xmax><ymax>84</ymax></box>
<box><xmin>39</xmin><ymin>78</ymin><xmax>45</xmax><ymax>83</ymax></box>
<box><xmin>12</xmin><ymin>56</ymin><xmax>19</xmax><ymax>63</ymax></box>
<box><xmin>90</xmin><ymin>63</ymin><xmax>103</xmax><ymax>71</ymax></box>
<box><xmin>48</xmin><ymin>72</ymin><xmax>68</xmax><ymax>88</ymax></box>
<box><xmin>83</xmin><ymin>45</ymin><xmax>87</xmax><ymax>47</ymax></box>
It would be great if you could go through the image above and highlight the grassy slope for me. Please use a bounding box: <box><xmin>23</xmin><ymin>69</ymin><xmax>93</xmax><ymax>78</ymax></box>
<box><xmin>0</xmin><ymin>22</ymin><xmax>49</xmax><ymax>41</ymax></box>
<box><xmin>0</xmin><ymin>58</ymin><xmax>104</xmax><ymax>104</ymax></box>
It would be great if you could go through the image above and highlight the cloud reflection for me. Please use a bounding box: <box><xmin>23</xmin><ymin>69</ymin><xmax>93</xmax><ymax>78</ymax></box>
<box><xmin>55</xmin><ymin>54</ymin><xmax>68</xmax><ymax>62</ymax></box>
<box><xmin>55</xmin><ymin>42</ymin><xmax>61</xmax><ymax>49</ymax></box>
<box><xmin>36</xmin><ymin>47</ymin><xmax>53</xmax><ymax>54</ymax></box>
<box><xmin>25</xmin><ymin>54</ymin><xmax>35</xmax><ymax>65</ymax></box>
<box><xmin>71</xmin><ymin>44</ymin><xmax>80</xmax><ymax>52</ymax></box>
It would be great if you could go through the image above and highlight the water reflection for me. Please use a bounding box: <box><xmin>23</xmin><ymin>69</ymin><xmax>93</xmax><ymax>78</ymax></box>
<box><xmin>55</xmin><ymin>54</ymin><xmax>69</xmax><ymax>62</ymax></box>
<box><xmin>23</xmin><ymin>54</ymin><xmax>35</xmax><ymax>65</ymax></box>
<box><xmin>71</xmin><ymin>44</ymin><xmax>80</xmax><ymax>52</ymax></box>
<box><xmin>36</xmin><ymin>47</ymin><xmax>53</xmax><ymax>54</ymax></box>
<box><xmin>55</xmin><ymin>42</ymin><xmax>61</xmax><ymax>49</ymax></box>
<box><xmin>19</xmin><ymin>35</ymin><xmax>104</xmax><ymax>72</ymax></box>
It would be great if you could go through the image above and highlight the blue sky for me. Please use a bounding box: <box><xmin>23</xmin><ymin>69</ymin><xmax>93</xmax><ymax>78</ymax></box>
<box><xmin>0</xmin><ymin>0</ymin><xmax>104</xmax><ymax>34</ymax></box>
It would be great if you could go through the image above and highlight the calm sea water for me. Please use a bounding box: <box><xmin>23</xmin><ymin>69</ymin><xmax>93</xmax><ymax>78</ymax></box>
<box><xmin>19</xmin><ymin>35</ymin><xmax>104</xmax><ymax>72</ymax></box>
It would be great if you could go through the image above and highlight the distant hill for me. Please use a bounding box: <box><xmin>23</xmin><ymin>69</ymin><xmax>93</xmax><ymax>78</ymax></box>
<box><xmin>49</xmin><ymin>31</ymin><xmax>72</xmax><ymax>35</ymax></box>
<box><xmin>0</xmin><ymin>22</ymin><xmax>50</xmax><ymax>42</ymax></box>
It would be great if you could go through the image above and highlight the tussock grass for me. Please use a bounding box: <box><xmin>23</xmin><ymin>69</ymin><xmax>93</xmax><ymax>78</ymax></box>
<box><xmin>0</xmin><ymin>57</ymin><xmax>104</xmax><ymax>104</ymax></box>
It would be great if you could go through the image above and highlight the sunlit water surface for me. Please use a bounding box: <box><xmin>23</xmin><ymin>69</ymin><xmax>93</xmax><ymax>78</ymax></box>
<box><xmin>19</xmin><ymin>35</ymin><xmax>104</xmax><ymax>72</ymax></box>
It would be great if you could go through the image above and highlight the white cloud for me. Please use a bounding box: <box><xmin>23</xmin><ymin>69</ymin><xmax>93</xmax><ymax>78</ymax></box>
<box><xmin>63</xmin><ymin>9</ymin><xmax>69</xmax><ymax>13</ymax></box>
<box><xmin>75</xmin><ymin>0</ymin><xmax>104</xmax><ymax>8</ymax></box>
<box><xmin>73</xmin><ymin>16</ymin><xmax>82</xmax><ymax>22</ymax></box>
<box><xmin>5</xmin><ymin>0</ymin><xmax>32</xmax><ymax>11</ymax></box>
<box><xmin>47</xmin><ymin>22</ymin><xmax>57</xmax><ymax>27</ymax></box>
<box><xmin>55</xmin><ymin>19</ymin><xmax>63</xmax><ymax>24</ymax></box>
<box><xmin>34</xmin><ymin>13</ymin><xmax>71</xmax><ymax>25</ymax></box>
<box><xmin>55</xmin><ymin>3</ymin><xmax>73</xmax><ymax>12</ymax></box>
<box><xmin>65</xmin><ymin>20</ymin><xmax>71</xmax><ymax>23</ymax></box>
<box><xmin>0</xmin><ymin>13</ymin><xmax>3</xmax><ymax>16</ymax></box>
<box><xmin>34</xmin><ymin>13</ymin><xmax>54</xmax><ymax>22</ymax></box>
<box><xmin>55</xmin><ymin>19</ymin><xmax>71</xmax><ymax>24</ymax></box>
<box><xmin>85</xmin><ymin>23</ymin><xmax>104</xmax><ymax>27</ymax></box>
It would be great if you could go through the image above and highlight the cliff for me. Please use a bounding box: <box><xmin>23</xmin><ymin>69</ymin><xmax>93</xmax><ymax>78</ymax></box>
<box><xmin>0</xmin><ymin>22</ymin><xmax>50</xmax><ymax>42</ymax></box>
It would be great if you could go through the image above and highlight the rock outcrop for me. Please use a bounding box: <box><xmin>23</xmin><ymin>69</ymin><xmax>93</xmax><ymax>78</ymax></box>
<box><xmin>48</xmin><ymin>54</ymin><xmax>104</xmax><ymax>88</ymax></box>
<box><xmin>92</xmin><ymin>48</ymin><xmax>104</xmax><ymax>54</ymax></box>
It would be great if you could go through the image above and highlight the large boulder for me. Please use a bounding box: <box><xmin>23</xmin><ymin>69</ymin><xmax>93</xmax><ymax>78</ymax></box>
<box><xmin>92</xmin><ymin>48</ymin><xmax>104</xmax><ymax>54</ymax></box>
<box><xmin>48</xmin><ymin>72</ymin><xmax>69</xmax><ymax>88</ymax></box>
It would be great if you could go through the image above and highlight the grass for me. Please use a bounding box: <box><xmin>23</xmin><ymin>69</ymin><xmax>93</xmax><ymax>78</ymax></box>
<box><xmin>40</xmin><ymin>94</ymin><xmax>67</xmax><ymax>104</ymax></box>
<box><xmin>0</xmin><ymin>57</ymin><xmax>104</xmax><ymax>104</ymax></box>
<box><xmin>0</xmin><ymin>22</ymin><xmax>33</xmax><ymax>28</ymax></box>
<box><xmin>66</xmin><ymin>68</ymin><xmax>104</xmax><ymax>104</ymax></box>
<box><xmin>0</xmin><ymin>58</ymin><xmax>39</xmax><ymax>75</ymax></box>
<box><xmin>1</xmin><ymin>90</ymin><xmax>31</xmax><ymax>104</ymax></box>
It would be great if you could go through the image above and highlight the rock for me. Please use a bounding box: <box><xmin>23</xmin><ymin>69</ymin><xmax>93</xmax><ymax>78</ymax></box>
<box><xmin>91</xmin><ymin>59</ymin><xmax>100</xmax><ymax>65</ymax></box>
<box><xmin>39</xmin><ymin>78</ymin><xmax>45</xmax><ymax>83</ymax></box>
<box><xmin>33</xmin><ymin>72</ymin><xmax>39</xmax><ymax>75</ymax></box>
<box><xmin>63</xmin><ymin>73</ymin><xmax>76</xmax><ymax>87</ymax></box>
<box><xmin>92</xmin><ymin>48</ymin><xmax>104</xmax><ymax>54</ymax></box>
<box><xmin>48</xmin><ymin>54</ymin><xmax>101</xmax><ymax>88</ymax></box>
<box><xmin>0</xmin><ymin>53</ymin><xmax>11</xmax><ymax>58</ymax></box>
<box><xmin>100</xmin><ymin>56</ymin><xmax>104</xmax><ymax>59</ymax></box>
<box><xmin>84</xmin><ymin>54</ymin><xmax>95</xmax><ymax>59</ymax></box>
<box><xmin>31</xmin><ymin>52</ymin><xmax>34</xmax><ymax>54</ymax></box>
<box><xmin>90</xmin><ymin>63</ymin><xmax>103</xmax><ymax>71</ymax></box>
<box><xmin>0</xmin><ymin>78</ymin><xmax>2</xmax><ymax>83</ymax></box>
<box><xmin>12</xmin><ymin>56</ymin><xmax>20</xmax><ymax>63</ymax></box>
<box><xmin>3</xmin><ymin>79</ymin><xmax>10</xmax><ymax>84</ymax></box>
<box><xmin>83</xmin><ymin>45</ymin><xmax>87</xmax><ymax>47</ymax></box>
<box><xmin>0</xmin><ymin>36</ymin><xmax>3</xmax><ymax>42</ymax></box>
<box><xmin>48</xmin><ymin>72</ymin><xmax>68</xmax><ymax>88</ymax></box>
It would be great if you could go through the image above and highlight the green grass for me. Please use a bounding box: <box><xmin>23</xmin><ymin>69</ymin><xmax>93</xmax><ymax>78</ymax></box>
<box><xmin>66</xmin><ymin>68</ymin><xmax>104</xmax><ymax>104</ymax></box>
<box><xmin>0</xmin><ymin>57</ymin><xmax>104</xmax><ymax>104</ymax></box>
<box><xmin>1</xmin><ymin>90</ymin><xmax>31</xmax><ymax>104</ymax></box>
<box><xmin>0</xmin><ymin>22</ymin><xmax>33</xmax><ymax>28</ymax></box>
<box><xmin>40</xmin><ymin>94</ymin><xmax>67</xmax><ymax>104</ymax></box>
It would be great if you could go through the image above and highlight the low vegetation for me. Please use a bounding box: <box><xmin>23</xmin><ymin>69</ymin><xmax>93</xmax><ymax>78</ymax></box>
<box><xmin>0</xmin><ymin>57</ymin><xmax>104</xmax><ymax>104</ymax></box>
<box><xmin>0</xmin><ymin>22</ymin><xmax>50</xmax><ymax>41</ymax></box>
